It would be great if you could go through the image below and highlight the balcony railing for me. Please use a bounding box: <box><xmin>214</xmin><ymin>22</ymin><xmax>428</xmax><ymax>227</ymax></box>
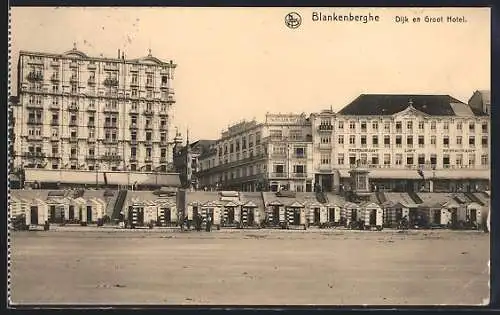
<box><xmin>69</xmin><ymin>62</ymin><xmax>78</xmax><ymax>68</ymax></box>
<box><xmin>104</xmin><ymin>122</ymin><xmax>118</xmax><ymax>129</ymax></box>
<box><xmin>144</xmin><ymin>157</ymin><xmax>153</xmax><ymax>163</ymax></box>
<box><xmin>51</xmin><ymin>75</ymin><xmax>60</xmax><ymax>82</ymax></box>
<box><xmin>87</xmin><ymin>63</ymin><xmax>97</xmax><ymax>70</ymax></box>
<box><xmin>129</xmin><ymin>123</ymin><xmax>138</xmax><ymax>130</ymax></box>
<box><xmin>159</xmin><ymin>110</ymin><xmax>168</xmax><ymax>117</ymax></box>
<box><xmin>50</xmin><ymin>135</ymin><xmax>59</xmax><ymax>142</ymax></box>
<box><xmin>129</xmin><ymin>156</ymin><xmax>137</xmax><ymax>162</ymax></box>
<box><xmin>86</xmin><ymin>106</ymin><xmax>96</xmax><ymax>112</ymax></box>
<box><xmin>24</xmin><ymin>152</ymin><xmax>46</xmax><ymax>158</ymax></box>
<box><xmin>292</xmin><ymin>172</ymin><xmax>307</xmax><ymax>178</ymax></box>
<box><xmin>159</xmin><ymin>141</ymin><xmax>168</xmax><ymax>147</ymax></box>
<box><xmin>143</xmin><ymin>110</ymin><xmax>154</xmax><ymax>116</ymax></box>
<box><xmin>294</xmin><ymin>154</ymin><xmax>307</xmax><ymax>159</ymax></box>
<box><xmin>160</xmin><ymin>156</ymin><xmax>168</xmax><ymax>163</ymax></box>
<box><xmin>103</xmin><ymin>107</ymin><xmax>119</xmax><ymax>114</ymax></box>
<box><xmin>145</xmin><ymin>140</ymin><xmax>153</xmax><ymax>146</ymax></box>
<box><xmin>26</xmin><ymin>102</ymin><xmax>43</xmax><ymax>109</ymax></box>
<box><xmin>319</xmin><ymin>164</ymin><xmax>332</xmax><ymax>172</ymax></box>
<box><xmin>88</xmin><ymin>78</ymin><xmax>96</xmax><ymax>85</ymax></box>
<box><xmin>101</xmin><ymin>154</ymin><xmax>121</xmax><ymax>161</ymax></box>
<box><xmin>269</xmin><ymin>172</ymin><xmax>287</xmax><ymax>178</ymax></box>
<box><xmin>103</xmin><ymin>139</ymin><xmax>119</xmax><ymax>145</ymax></box>
<box><xmin>69</xmin><ymin>137</ymin><xmax>79</xmax><ymax>143</ymax></box>
<box><xmin>87</xmin><ymin>138</ymin><xmax>96</xmax><ymax>143</ymax></box>
<box><xmin>69</xmin><ymin>104</ymin><xmax>79</xmax><ymax>111</ymax></box>
<box><xmin>144</xmin><ymin>125</ymin><xmax>153</xmax><ymax>131</ymax></box>
<box><xmin>103</xmin><ymin>77</ymin><xmax>119</xmax><ymax>87</ymax></box>
<box><xmin>85</xmin><ymin>155</ymin><xmax>97</xmax><ymax>161</ymax></box>
<box><xmin>26</xmin><ymin>135</ymin><xmax>43</xmax><ymax>141</ymax></box>
<box><xmin>271</xmin><ymin>152</ymin><xmax>287</xmax><ymax>158</ymax></box>
<box><xmin>69</xmin><ymin>75</ymin><xmax>78</xmax><ymax>83</ymax></box>
<box><xmin>69</xmin><ymin>120</ymin><xmax>78</xmax><ymax>127</ymax></box>
<box><xmin>27</xmin><ymin>72</ymin><xmax>44</xmax><ymax>82</ymax></box>
<box><xmin>318</xmin><ymin>124</ymin><xmax>334</xmax><ymax>132</ymax></box>
<box><xmin>87</xmin><ymin>121</ymin><xmax>95</xmax><ymax>128</ymax></box>
<box><xmin>27</xmin><ymin>119</ymin><xmax>43</xmax><ymax>125</ymax></box>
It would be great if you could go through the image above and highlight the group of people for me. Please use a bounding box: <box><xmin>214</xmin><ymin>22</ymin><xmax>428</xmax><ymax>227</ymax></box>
<box><xmin>179</xmin><ymin>212</ymin><xmax>213</xmax><ymax>232</ymax></box>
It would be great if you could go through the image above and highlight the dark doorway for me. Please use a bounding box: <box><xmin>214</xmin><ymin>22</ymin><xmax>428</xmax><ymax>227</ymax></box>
<box><xmin>469</xmin><ymin>209</ymin><xmax>477</xmax><ymax>223</ymax></box>
<box><xmin>59</xmin><ymin>206</ymin><xmax>65</xmax><ymax>223</ymax></box>
<box><xmin>321</xmin><ymin>175</ymin><xmax>333</xmax><ymax>193</ymax></box>
<box><xmin>273</xmin><ymin>206</ymin><xmax>280</xmax><ymax>225</ymax></box>
<box><xmin>193</xmin><ymin>206</ymin><xmax>199</xmax><ymax>218</ymax></box>
<box><xmin>247</xmin><ymin>209</ymin><xmax>254</xmax><ymax>225</ymax></box>
<box><xmin>314</xmin><ymin>208</ymin><xmax>320</xmax><ymax>224</ymax></box>
<box><xmin>69</xmin><ymin>205</ymin><xmax>75</xmax><ymax>221</ymax></box>
<box><xmin>369</xmin><ymin>209</ymin><xmax>377</xmax><ymax>225</ymax></box>
<box><xmin>395</xmin><ymin>208</ymin><xmax>403</xmax><ymax>222</ymax></box>
<box><xmin>164</xmin><ymin>208</ymin><xmax>171</xmax><ymax>224</ymax></box>
<box><xmin>50</xmin><ymin>205</ymin><xmax>56</xmax><ymax>223</ymax></box>
<box><xmin>30</xmin><ymin>206</ymin><xmax>38</xmax><ymax>225</ymax></box>
<box><xmin>450</xmin><ymin>208</ymin><xmax>458</xmax><ymax>226</ymax></box>
<box><xmin>293</xmin><ymin>210</ymin><xmax>300</xmax><ymax>225</ymax></box>
<box><xmin>87</xmin><ymin>206</ymin><xmax>93</xmax><ymax>223</ymax></box>
<box><xmin>351</xmin><ymin>209</ymin><xmax>357</xmax><ymax>221</ymax></box>
<box><xmin>227</xmin><ymin>208</ymin><xmax>235</xmax><ymax>223</ymax></box>
<box><xmin>433</xmin><ymin>209</ymin><xmax>441</xmax><ymax>225</ymax></box>
<box><xmin>79</xmin><ymin>207</ymin><xmax>83</xmax><ymax>222</ymax></box>
<box><xmin>328</xmin><ymin>208</ymin><xmax>336</xmax><ymax>222</ymax></box>
<box><xmin>137</xmin><ymin>207</ymin><xmax>145</xmax><ymax>226</ymax></box>
<box><xmin>405</xmin><ymin>180</ymin><xmax>414</xmax><ymax>192</ymax></box>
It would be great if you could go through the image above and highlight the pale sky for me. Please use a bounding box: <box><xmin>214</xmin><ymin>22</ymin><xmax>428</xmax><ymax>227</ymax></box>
<box><xmin>10</xmin><ymin>7</ymin><xmax>490</xmax><ymax>141</ymax></box>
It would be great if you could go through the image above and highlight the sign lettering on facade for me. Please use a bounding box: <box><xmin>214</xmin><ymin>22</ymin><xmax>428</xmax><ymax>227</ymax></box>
<box><xmin>443</xmin><ymin>149</ymin><xmax>476</xmax><ymax>153</ymax></box>
<box><xmin>348</xmin><ymin>148</ymin><xmax>378</xmax><ymax>153</ymax></box>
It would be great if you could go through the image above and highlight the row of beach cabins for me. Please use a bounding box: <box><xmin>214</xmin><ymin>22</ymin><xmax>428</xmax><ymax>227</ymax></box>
<box><xmin>9</xmin><ymin>189</ymin><xmax>490</xmax><ymax>231</ymax></box>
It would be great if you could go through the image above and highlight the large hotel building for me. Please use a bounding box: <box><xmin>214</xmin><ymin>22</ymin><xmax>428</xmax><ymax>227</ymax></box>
<box><xmin>12</xmin><ymin>45</ymin><xmax>177</xmax><ymax>174</ymax></box>
<box><xmin>197</xmin><ymin>92</ymin><xmax>490</xmax><ymax>193</ymax></box>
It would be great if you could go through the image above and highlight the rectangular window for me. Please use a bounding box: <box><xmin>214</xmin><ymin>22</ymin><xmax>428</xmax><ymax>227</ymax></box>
<box><xmin>431</xmin><ymin>136</ymin><xmax>436</xmax><ymax>145</ymax></box>
<box><xmin>337</xmin><ymin>153</ymin><xmax>344</xmax><ymax>165</ymax></box>
<box><xmin>395</xmin><ymin>121</ymin><xmax>402</xmax><ymax>132</ymax></box>
<box><xmin>407</xmin><ymin>121</ymin><xmax>413</xmax><ymax>130</ymax></box>
<box><xmin>372</xmin><ymin>136</ymin><xmax>378</xmax><ymax>146</ymax></box>
<box><xmin>384</xmin><ymin>122</ymin><xmax>390</xmax><ymax>131</ymax></box>
<box><xmin>482</xmin><ymin>136</ymin><xmax>488</xmax><ymax>147</ymax></box>
<box><xmin>469</xmin><ymin>136</ymin><xmax>475</xmax><ymax>147</ymax></box>
<box><xmin>338</xmin><ymin>121</ymin><xmax>344</xmax><ymax>129</ymax></box>
<box><xmin>407</xmin><ymin>136</ymin><xmax>413</xmax><ymax>147</ymax></box>
<box><xmin>406</xmin><ymin>155</ymin><xmax>414</xmax><ymax>165</ymax></box>
<box><xmin>443</xmin><ymin>122</ymin><xmax>449</xmax><ymax>130</ymax></box>
<box><xmin>349</xmin><ymin>135</ymin><xmax>355</xmax><ymax>145</ymax></box>
<box><xmin>443</xmin><ymin>136</ymin><xmax>449</xmax><ymax>147</ymax></box>
<box><xmin>372</xmin><ymin>121</ymin><xmax>378</xmax><ymax>130</ymax></box>
<box><xmin>457</xmin><ymin>122</ymin><xmax>462</xmax><ymax>130</ymax></box>
<box><xmin>338</xmin><ymin>135</ymin><xmax>344</xmax><ymax>144</ymax></box>
<box><xmin>457</xmin><ymin>136</ymin><xmax>462</xmax><ymax>146</ymax></box>
<box><xmin>384</xmin><ymin>135</ymin><xmax>390</xmax><ymax>147</ymax></box>
<box><xmin>384</xmin><ymin>154</ymin><xmax>391</xmax><ymax>165</ymax></box>
<box><xmin>418</xmin><ymin>121</ymin><xmax>424</xmax><ymax>130</ymax></box>
<box><xmin>418</xmin><ymin>136</ymin><xmax>424</xmax><ymax>147</ymax></box>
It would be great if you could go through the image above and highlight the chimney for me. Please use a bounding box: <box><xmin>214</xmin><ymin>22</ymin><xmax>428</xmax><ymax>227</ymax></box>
<box><xmin>122</xmin><ymin>52</ymin><xmax>125</xmax><ymax>60</ymax></box>
<box><xmin>118</xmin><ymin>49</ymin><xmax>120</xmax><ymax>59</ymax></box>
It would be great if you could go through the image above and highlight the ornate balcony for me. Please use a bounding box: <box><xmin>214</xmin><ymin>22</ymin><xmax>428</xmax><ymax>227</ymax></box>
<box><xmin>27</xmin><ymin>72</ymin><xmax>44</xmax><ymax>82</ymax></box>
<box><xmin>103</xmin><ymin>77</ymin><xmax>119</xmax><ymax>87</ymax></box>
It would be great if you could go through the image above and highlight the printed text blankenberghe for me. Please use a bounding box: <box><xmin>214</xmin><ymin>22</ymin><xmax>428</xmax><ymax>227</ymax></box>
<box><xmin>312</xmin><ymin>12</ymin><xmax>380</xmax><ymax>23</ymax></box>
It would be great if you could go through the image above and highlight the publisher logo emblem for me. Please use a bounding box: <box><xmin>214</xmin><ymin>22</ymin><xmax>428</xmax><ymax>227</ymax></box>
<box><xmin>285</xmin><ymin>12</ymin><xmax>302</xmax><ymax>29</ymax></box>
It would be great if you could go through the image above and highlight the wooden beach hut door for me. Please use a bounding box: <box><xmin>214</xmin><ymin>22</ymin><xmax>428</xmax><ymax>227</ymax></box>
<box><xmin>247</xmin><ymin>208</ymin><xmax>254</xmax><ymax>225</ymax></box>
<box><xmin>469</xmin><ymin>208</ymin><xmax>477</xmax><ymax>223</ymax></box>
<box><xmin>273</xmin><ymin>206</ymin><xmax>280</xmax><ymax>225</ymax></box>
<box><xmin>164</xmin><ymin>208</ymin><xmax>171</xmax><ymax>224</ymax></box>
<box><xmin>228</xmin><ymin>207</ymin><xmax>235</xmax><ymax>224</ymax></box>
<box><xmin>433</xmin><ymin>209</ymin><xmax>441</xmax><ymax>225</ymax></box>
<box><xmin>87</xmin><ymin>206</ymin><xmax>93</xmax><ymax>223</ymax></box>
<box><xmin>328</xmin><ymin>208</ymin><xmax>335</xmax><ymax>222</ymax></box>
<box><xmin>69</xmin><ymin>205</ymin><xmax>75</xmax><ymax>221</ymax></box>
<box><xmin>137</xmin><ymin>207</ymin><xmax>145</xmax><ymax>226</ymax></box>
<box><xmin>369</xmin><ymin>209</ymin><xmax>377</xmax><ymax>225</ymax></box>
<box><xmin>30</xmin><ymin>206</ymin><xmax>39</xmax><ymax>225</ymax></box>
<box><xmin>313</xmin><ymin>208</ymin><xmax>320</xmax><ymax>224</ymax></box>
<box><xmin>49</xmin><ymin>205</ymin><xmax>56</xmax><ymax>223</ymax></box>
<box><xmin>395</xmin><ymin>208</ymin><xmax>403</xmax><ymax>223</ymax></box>
<box><xmin>293</xmin><ymin>209</ymin><xmax>300</xmax><ymax>225</ymax></box>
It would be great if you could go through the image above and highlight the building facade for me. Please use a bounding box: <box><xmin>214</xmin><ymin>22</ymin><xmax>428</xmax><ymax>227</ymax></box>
<box><xmin>311</xmin><ymin>94</ymin><xmax>490</xmax><ymax>193</ymax></box>
<box><xmin>13</xmin><ymin>45</ymin><xmax>177</xmax><ymax>173</ymax></box>
<box><xmin>173</xmin><ymin>134</ymin><xmax>216</xmax><ymax>189</ymax></box>
<box><xmin>197</xmin><ymin>113</ymin><xmax>314</xmax><ymax>192</ymax></box>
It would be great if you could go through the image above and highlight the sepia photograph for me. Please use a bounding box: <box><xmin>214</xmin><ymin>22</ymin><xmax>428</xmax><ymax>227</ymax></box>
<box><xmin>8</xmin><ymin>6</ymin><xmax>491</xmax><ymax>306</ymax></box>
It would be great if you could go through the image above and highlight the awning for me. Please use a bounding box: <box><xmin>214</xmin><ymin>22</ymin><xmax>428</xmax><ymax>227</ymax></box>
<box><xmin>287</xmin><ymin>201</ymin><xmax>304</xmax><ymax>208</ymax></box>
<box><xmin>242</xmin><ymin>201</ymin><xmax>258</xmax><ymax>208</ymax></box>
<box><xmin>23</xmin><ymin>169</ymin><xmax>182</xmax><ymax>187</ymax></box>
